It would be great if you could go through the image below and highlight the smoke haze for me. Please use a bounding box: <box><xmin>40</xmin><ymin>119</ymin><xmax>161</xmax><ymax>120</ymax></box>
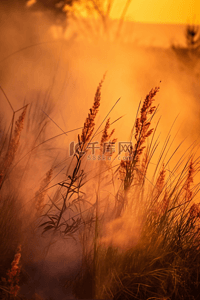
<box><xmin>0</xmin><ymin>3</ymin><xmax>200</xmax><ymax>299</ymax></box>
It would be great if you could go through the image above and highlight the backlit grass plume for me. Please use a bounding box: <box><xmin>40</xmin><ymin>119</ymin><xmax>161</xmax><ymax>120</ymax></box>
<box><xmin>120</xmin><ymin>86</ymin><xmax>159</xmax><ymax>192</ymax></box>
<box><xmin>0</xmin><ymin>105</ymin><xmax>28</xmax><ymax>187</ymax></box>
<box><xmin>184</xmin><ymin>159</ymin><xmax>194</xmax><ymax>202</ymax></box>
<box><xmin>80</xmin><ymin>74</ymin><xmax>106</xmax><ymax>148</ymax></box>
<box><xmin>100</xmin><ymin>118</ymin><xmax>115</xmax><ymax>146</ymax></box>
<box><xmin>2</xmin><ymin>76</ymin><xmax>200</xmax><ymax>300</ymax></box>
<box><xmin>40</xmin><ymin>75</ymin><xmax>106</xmax><ymax>235</ymax></box>
<box><xmin>100</xmin><ymin>117</ymin><xmax>117</xmax><ymax>159</ymax></box>
<box><xmin>0</xmin><ymin>244</ymin><xmax>21</xmax><ymax>297</ymax></box>
<box><xmin>35</xmin><ymin>168</ymin><xmax>53</xmax><ymax>214</ymax></box>
<box><xmin>116</xmin><ymin>86</ymin><xmax>159</xmax><ymax>218</ymax></box>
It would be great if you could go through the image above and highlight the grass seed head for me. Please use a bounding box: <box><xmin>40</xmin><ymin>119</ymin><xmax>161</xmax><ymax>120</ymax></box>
<box><xmin>0</xmin><ymin>105</ymin><xmax>27</xmax><ymax>186</ymax></box>
<box><xmin>120</xmin><ymin>87</ymin><xmax>159</xmax><ymax>191</ymax></box>
<box><xmin>183</xmin><ymin>159</ymin><xmax>195</xmax><ymax>203</ymax></box>
<box><xmin>81</xmin><ymin>75</ymin><xmax>105</xmax><ymax>146</ymax></box>
<box><xmin>3</xmin><ymin>244</ymin><xmax>22</xmax><ymax>297</ymax></box>
<box><xmin>5</xmin><ymin>106</ymin><xmax>27</xmax><ymax>167</ymax></box>
<box><xmin>35</xmin><ymin>168</ymin><xmax>53</xmax><ymax>213</ymax></box>
<box><xmin>189</xmin><ymin>203</ymin><xmax>200</xmax><ymax>219</ymax></box>
<box><xmin>155</xmin><ymin>164</ymin><xmax>166</xmax><ymax>194</ymax></box>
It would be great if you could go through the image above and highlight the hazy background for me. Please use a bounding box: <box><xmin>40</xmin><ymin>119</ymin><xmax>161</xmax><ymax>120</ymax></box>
<box><xmin>0</xmin><ymin>1</ymin><xmax>200</xmax><ymax>299</ymax></box>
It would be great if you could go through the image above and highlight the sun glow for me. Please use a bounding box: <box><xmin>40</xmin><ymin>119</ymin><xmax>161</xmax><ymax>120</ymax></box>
<box><xmin>110</xmin><ymin>0</ymin><xmax>200</xmax><ymax>24</ymax></box>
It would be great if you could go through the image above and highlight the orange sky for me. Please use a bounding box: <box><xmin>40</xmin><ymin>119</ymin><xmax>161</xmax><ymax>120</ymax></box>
<box><xmin>27</xmin><ymin>0</ymin><xmax>200</xmax><ymax>25</ymax></box>
<box><xmin>110</xmin><ymin>0</ymin><xmax>200</xmax><ymax>24</ymax></box>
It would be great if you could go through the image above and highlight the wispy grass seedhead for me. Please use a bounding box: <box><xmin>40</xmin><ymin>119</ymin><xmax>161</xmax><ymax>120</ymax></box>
<box><xmin>100</xmin><ymin>118</ymin><xmax>117</xmax><ymax>162</ymax></box>
<box><xmin>189</xmin><ymin>202</ymin><xmax>200</xmax><ymax>219</ymax></box>
<box><xmin>100</xmin><ymin>118</ymin><xmax>116</xmax><ymax>146</ymax></box>
<box><xmin>2</xmin><ymin>75</ymin><xmax>200</xmax><ymax>300</ymax></box>
<box><xmin>1</xmin><ymin>244</ymin><xmax>21</xmax><ymax>297</ymax></box>
<box><xmin>120</xmin><ymin>86</ymin><xmax>159</xmax><ymax>193</ymax></box>
<box><xmin>5</xmin><ymin>106</ymin><xmax>27</xmax><ymax>167</ymax></box>
<box><xmin>80</xmin><ymin>74</ymin><xmax>106</xmax><ymax>147</ymax></box>
<box><xmin>184</xmin><ymin>159</ymin><xmax>194</xmax><ymax>201</ymax></box>
<box><xmin>0</xmin><ymin>105</ymin><xmax>28</xmax><ymax>187</ymax></box>
<box><xmin>154</xmin><ymin>164</ymin><xmax>166</xmax><ymax>198</ymax></box>
<box><xmin>134</xmin><ymin>86</ymin><xmax>159</xmax><ymax>159</ymax></box>
<box><xmin>35</xmin><ymin>168</ymin><xmax>53</xmax><ymax>214</ymax></box>
<box><xmin>40</xmin><ymin>75</ymin><xmax>106</xmax><ymax>236</ymax></box>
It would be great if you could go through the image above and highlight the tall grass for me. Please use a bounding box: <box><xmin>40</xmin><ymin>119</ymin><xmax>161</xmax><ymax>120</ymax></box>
<box><xmin>1</xmin><ymin>76</ymin><xmax>200</xmax><ymax>300</ymax></box>
<box><xmin>0</xmin><ymin>93</ymin><xmax>58</xmax><ymax>299</ymax></box>
<box><xmin>68</xmin><ymin>83</ymin><xmax>200</xmax><ymax>300</ymax></box>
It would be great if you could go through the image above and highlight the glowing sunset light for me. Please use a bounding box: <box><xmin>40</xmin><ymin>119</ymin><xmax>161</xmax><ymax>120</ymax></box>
<box><xmin>1</xmin><ymin>1</ymin><xmax>200</xmax><ymax>299</ymax></box>
<box><xmin>110</xmin><ymin>0</ymin><xmax>200</xmax><ymax>24</ymax></box>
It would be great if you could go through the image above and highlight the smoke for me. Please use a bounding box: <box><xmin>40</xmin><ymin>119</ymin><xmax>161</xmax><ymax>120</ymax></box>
<box><xmin>100</xmin><ymin>211</ymin><xmax>142</xmax><ymax>250</ymax></box>
<box><xmin>0</xmin><ymin>3</ymin><xmax>200</xmax><ymax>299</ymax></box>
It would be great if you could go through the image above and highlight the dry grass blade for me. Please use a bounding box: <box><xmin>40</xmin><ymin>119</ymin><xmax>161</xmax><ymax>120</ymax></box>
<box><xmin>119</xmin><ymin>86</ymin><xmax>159</xmax><ymax>201</ymax></box>
<box><xmin>40</xmin><ymin>75</ymin><xmax>106</xmax><ymax>235</ymax></box>
<box><xmin>35</xmin><ymin>168</ymin><xmax>53</xmax><ymax>215</ymax></box>
<box><xmin>80</xmin><ymin>73</ymin><xmax>106</xmax><ymax>148</ymax></box>
<box><xmin>0</xmin><ymin>245</ymin><xmax>21</xmax><ymax>297</ymax></box>
<box><xmin>0</xmin><ymin>105</ymin><xmax>28</xmax><ymax>187</ymax></box>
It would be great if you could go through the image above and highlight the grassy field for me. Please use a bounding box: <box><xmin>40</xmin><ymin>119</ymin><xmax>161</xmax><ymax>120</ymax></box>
<box><xmin>1</xmin><ymin>67</ymin><xmax>200</xmax><ymax>299</ymax></box>
<box><xmin>1</xmin><ymin>8</ymin><xmax>200</xmax><ymax>299</ymax></box>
